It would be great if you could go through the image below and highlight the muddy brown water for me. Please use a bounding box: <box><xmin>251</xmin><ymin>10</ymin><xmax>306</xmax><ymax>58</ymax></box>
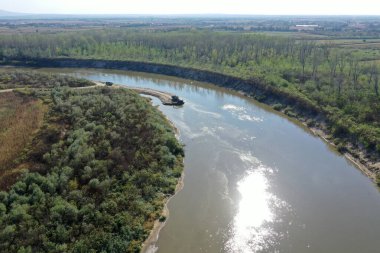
<box><xmin>5</xmin><ymin>67</ymin><xmax>380</xmax><ymax>253</ymax></box>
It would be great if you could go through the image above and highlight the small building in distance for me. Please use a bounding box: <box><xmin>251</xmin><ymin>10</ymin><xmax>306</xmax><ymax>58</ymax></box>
<box><xmin>290</xmin><ymin>24</ymin><xmax>319</xmax><ymax>31</ymax></box>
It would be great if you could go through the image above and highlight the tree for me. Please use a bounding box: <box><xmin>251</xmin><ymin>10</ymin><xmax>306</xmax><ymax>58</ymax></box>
<box><xmin>375</xmin><ymin>68</ymin><xmax>379</xmax><ymax>96</ymax></box>
<box><xmin>298</xmin><ymin>41</ymin><xmax>314</xmax><ymax>81</ymax></box>
<box><xmin>328</xmin><ymin>51</ymin><xmax>339</xmax><ymax>85</ymax></box>
<box><xmin>311</xmin><ymin>48</ymin><xmax>323</xmax><ymax>81</ymax></box>
<box><xmin>367</xmin><ymin>64</ymin><xmax>379</xmax><ymax>96</ymax></box>
<box><xmin>350</xmin><ymin>59</ymin><xmax>361</xmax><ymax>89</ymax></box>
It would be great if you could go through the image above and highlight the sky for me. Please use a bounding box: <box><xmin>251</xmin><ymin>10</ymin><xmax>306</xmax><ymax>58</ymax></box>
<box><xmin>1</xmin><ymin>0</ymin><xmax>379</xmax><ymax>15</ymax></box>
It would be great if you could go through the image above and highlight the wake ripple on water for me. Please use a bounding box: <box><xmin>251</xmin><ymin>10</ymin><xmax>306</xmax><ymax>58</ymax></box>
<box><xmin>187</xmin><ymin>101</ymin><xmax>223</xmax><ymax>119</ymax></box>
<box><xmin>222</xmin><ymin>104</ymin><xmax>263</xmax><ymax>122</ymax></box>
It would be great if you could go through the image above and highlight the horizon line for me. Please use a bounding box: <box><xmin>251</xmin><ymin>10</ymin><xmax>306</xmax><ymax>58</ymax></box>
<box><xmin>1</xmin><ymin>10</ymin><xmax>380</xmax><ymax>17</ymax></box>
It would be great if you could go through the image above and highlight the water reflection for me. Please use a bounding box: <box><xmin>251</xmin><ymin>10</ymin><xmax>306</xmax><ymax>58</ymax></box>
<box><xmin>226</xmin><ymin>154</ymin><xmax>287</xmax><ymax>253</ymax></box>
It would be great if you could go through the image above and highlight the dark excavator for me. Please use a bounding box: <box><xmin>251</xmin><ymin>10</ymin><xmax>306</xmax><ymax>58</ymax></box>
<box><xmin>171</xmin><ymin>95</ymin><xmax>185</xmax><ymax>105</ymax></box>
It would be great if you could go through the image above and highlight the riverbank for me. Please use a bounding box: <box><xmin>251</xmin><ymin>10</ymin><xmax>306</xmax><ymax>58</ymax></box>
<box><xmin>140</xmin><ymin>108</ymin><xmax>184</xmax><ymax>253</ymax></box>
<box><xmin>1</xmin><ymin>58</ymin><xmax>379</xmax><ymax>184</ymax></box>
<box><xmin>107</xmin><ymin>83</ymin><xmax>184</xmax><ymax>106</ymax></box>
<box><xmin>307</xmin><ymin>124</ymin><xmax>378</xmax><ymax>181</ymax></box>
<box><xmin>141</xmin><ymin>171</ymin><xmax>185</xmax><ymax>253</ymax></box>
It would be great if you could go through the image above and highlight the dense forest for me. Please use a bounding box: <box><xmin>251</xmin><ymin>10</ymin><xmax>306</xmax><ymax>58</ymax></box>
<box><xmin>0</xmin><ymin>73</ymin><xmax>184</xmax><ymax>252</ymax></box>
<box><xmin>0</xmin><ymin>71</ymin><xmax>93</xmax><ymax>89</ymax></box>
<box><xmin>0</xmin><ymin>29</ymin><xmax>378</xmax><ymax>161</ymax></box>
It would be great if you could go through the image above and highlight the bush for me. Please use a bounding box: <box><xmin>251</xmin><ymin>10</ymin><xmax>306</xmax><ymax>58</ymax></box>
<box><xmin>336</xmin><ymin>143</ymin><xmax>348</xmax><ymax>153</ymax></box>
<box><xmin>306</xmin><ymin>119</ymin><xmax>316</xmax><ymax>127</ymax></box>
<box><xmin>272</xmin><ymin>103</ymin><xmax>283</xmax><ymax>111</ymax></box>
<box><xmin>376</xmin><ymin>175</ymin><xmax>380</xmax><ymax>187</ymax></box>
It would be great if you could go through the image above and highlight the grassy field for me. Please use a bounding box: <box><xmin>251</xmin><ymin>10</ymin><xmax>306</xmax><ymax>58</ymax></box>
<box><xmin>0</xmin><ymin>91</ymin><xmax>46</xmax><ymax>188</ymax></box>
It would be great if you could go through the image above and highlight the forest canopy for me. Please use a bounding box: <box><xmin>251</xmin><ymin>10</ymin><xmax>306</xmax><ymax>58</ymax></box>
<box><xmin>0</xmin><ymin>71</ymin><xmax>93</xmax><ymax>89</ymax></box>
<box><xmin>0</xmin><ymin>73</ymin><xmax>184</xmax><ymax>252</ymax></box>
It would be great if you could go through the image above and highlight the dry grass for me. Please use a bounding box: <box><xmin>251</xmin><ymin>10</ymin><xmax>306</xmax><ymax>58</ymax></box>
<box><xmin>0</xmin><ymin>92</ymin><xmax>46</xmax><ymax>175</ymax></box>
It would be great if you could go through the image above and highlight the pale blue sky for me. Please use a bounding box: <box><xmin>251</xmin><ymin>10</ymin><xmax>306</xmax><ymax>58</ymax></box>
<box><xmin>1</xmin><ymin>0</ymin><xmax>379</xmax><ymax>15</ymax></box>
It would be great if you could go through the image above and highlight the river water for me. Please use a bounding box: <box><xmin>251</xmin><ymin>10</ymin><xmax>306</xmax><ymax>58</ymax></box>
<box><xmin>18</xmin><ymin>68</ymin><xmax>380</xmax><ymax>252</ymax></box>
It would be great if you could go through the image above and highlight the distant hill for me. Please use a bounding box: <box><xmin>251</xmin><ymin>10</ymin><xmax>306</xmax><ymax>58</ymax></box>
<box><xmin>0</xmin><ymin>9</ymin><xmax>28</xmax><ymax>17</ymax></box>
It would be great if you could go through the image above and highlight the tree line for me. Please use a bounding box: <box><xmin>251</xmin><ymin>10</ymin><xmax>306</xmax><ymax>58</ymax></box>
<box><xmin>0</xmin><ymin>71</ymin><xmax>93</xmax><ymax>89</ymax></box>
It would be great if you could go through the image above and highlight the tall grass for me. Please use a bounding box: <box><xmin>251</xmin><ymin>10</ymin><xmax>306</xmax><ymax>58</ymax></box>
<box><xmin>0</xmin><ymin>92</ymin><xmax>46</xmax><ymax>171</ymax></box>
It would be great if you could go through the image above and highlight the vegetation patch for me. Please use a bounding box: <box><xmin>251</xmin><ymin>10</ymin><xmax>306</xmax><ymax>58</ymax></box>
<box><xmin>0</xmin><ymin>70</ymin><xmax>93</xmax><ymax>90</ymax></box>
<box><xmin>0</xmin><ymin>73</ymin><xmax>184</xmax><ymax>252</ymax></box>
<box><xmin>0</xmin><ymin>92</ymin><xmax>46</xmax><ymax>188</ymax></box>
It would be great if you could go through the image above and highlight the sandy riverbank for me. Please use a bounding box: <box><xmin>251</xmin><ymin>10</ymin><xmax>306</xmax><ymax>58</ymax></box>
<box><xmin>94</xmin><ymin>81</ymin><xmax>180</xmax><ymax>106</ymax></box>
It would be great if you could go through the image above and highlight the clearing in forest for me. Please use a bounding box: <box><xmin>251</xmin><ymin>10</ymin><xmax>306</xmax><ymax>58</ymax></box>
<box><xmin>0</xmin><ymin>92</ymin><xmax>46</xmax><ymax>187</ymax></box>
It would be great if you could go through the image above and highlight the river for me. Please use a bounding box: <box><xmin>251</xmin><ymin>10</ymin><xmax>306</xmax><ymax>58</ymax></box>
<box><xmin>15</xmin><ymin>68</ymin><xmax>380</xmax><ymax>252</ymax></box>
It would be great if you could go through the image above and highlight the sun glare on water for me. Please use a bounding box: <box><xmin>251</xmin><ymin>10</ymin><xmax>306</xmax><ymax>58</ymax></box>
<box><xmin>226</xmin><ymin>154</ymin><xmax>288</xmax><ymax>253</ymax></box>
